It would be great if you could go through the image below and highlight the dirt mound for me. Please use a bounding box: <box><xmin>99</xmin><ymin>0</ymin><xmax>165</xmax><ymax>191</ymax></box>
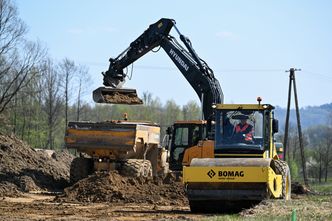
<box><xmin>291</xmin><ymin>182</ymin><xmax>310</xmax><ymax>194</ymax></box>
<box><xmin>0</xmin><ymin>134</ymin><xmax>74</xmax><ymax>197</ymax></box>
<box><xmin>58</xmin><ymin>171</ymin><xmax>188</xmax><ymax>206</ymax></box>
<box><xmin>104</xmin><ymin>92</ymin><xmax>143</xmax><ymax>105</ymax></box>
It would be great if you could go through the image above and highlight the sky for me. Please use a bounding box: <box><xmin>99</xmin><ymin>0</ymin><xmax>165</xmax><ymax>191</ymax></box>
<box><xmin>16</xmin><ymin>0</ymin><xmax>332</xmax><ymax>108</ymax></box>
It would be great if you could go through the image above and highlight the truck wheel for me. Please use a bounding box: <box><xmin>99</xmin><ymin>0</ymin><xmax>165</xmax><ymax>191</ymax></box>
<box><xmin>120</xmin><ymin>159</ymin><xmax>152</xmax><ymax>178</ymax></box>
<box><xmin>274</xmin><ymin>160</ymin><xmax>291</xmax><ymax>200</ymax></box>
<box><xmin>70</xmin><ymin>157</ymin><xmax>94</xmax><ymax>184</ymax></box>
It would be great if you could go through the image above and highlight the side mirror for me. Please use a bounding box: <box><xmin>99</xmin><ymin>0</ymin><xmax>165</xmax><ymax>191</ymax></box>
<box><xmin>272</xmin><ymin>119</ymin><xmax>279</xmax><ymax>134</ymax></box>
<box><xmin>166</xmin><ymin>126</ymin><xmax>173</xmax><ymax>135</ymax></box>
<box><xmin>162</xmin><ymin>135</ymin><xmax>170</xmax><ymax>150</ymax></box>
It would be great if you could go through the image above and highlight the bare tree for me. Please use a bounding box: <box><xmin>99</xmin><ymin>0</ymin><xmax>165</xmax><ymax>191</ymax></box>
<box><xmin>10</xmin><ymin>66</ymin><xmax>45</xmax><ymax>140</ymax></box>
<box><xmin>0</xmin><ymin>0</ymin><xmax>46</xmax><ymax>113</ymax></box>
<box><xmin>74</xmin><ymin>65</ymin><xmax>90</xmax><ymax>121</ymax></box>
<box><xmin>0</xmin><ymin>0</ymin><xmax>26</xmax><ymax>57</ymax></box>
<box><xmin>0</xmin><ymin>41</ymin><xmax>46</xmax><ymax>113</ymax></box>
<box><xmin>40</xmin><ymin>59</ymin><xmax>63</xmax><ymax>149</ymax></box>
<box><xmin>58</xmin><ymin>58</ymin><xmax>76</xmax><ymax>127</ymax></box>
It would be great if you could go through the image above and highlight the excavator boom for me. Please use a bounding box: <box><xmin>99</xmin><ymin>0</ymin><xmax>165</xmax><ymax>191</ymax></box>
<box><xmin>93</xmin><ymin>18</ymin><xmax>223</xmax><ymax>122</ymax></box>
<box><xmin>93</xmin><ymin>18</ymin><xmax>175</xmax><ymax>105</ymax></box>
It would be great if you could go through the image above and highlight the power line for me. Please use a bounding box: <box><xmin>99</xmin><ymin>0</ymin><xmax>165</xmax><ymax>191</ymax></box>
<box><xmin>215</xmin><ymin>69</ymin><xmax>284</xmax><ymax>72</ymax></box>
<box><xmin>77</xmin><ymin>61</ymin><xmax>332</xmax><ymax>81</ymax></box>
<box><xmin>79</xmin><ymin>61</ymin><xmax>286</xmax><ymax>72</ymax></box>
<box><xmin>301</xmin><ymin>70</ymin><xmax>332</xmax><ymax>81</ymax></box>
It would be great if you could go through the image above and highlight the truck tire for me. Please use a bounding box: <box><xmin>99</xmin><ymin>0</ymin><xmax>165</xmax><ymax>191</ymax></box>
<box><xmin>274</xmin><ymin>160</ymin><xmax>291</xmax><ymax>200</ymax></box>
<box><xmin>120</xmin><ymin>159</ymin><xmax>152</xmax><ymax>178</ymax></box>
<box><xmin>70</xmin><ymin>157</ymin><xmax>94</xmax><ymax>184</ymax></box>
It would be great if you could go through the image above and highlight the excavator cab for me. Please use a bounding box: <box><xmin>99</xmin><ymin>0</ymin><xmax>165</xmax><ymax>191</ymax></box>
<box><xmin>168</xmin><ymin>121</ymin><xmax>207</xmax><ymax>171</ymax></box>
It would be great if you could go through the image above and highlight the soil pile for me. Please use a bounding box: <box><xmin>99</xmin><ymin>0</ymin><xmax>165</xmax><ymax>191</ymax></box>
<box><xmin>104</xmin><ymin>92</ymin><xmax>143</xmax><ymax>105</ymax></box>
<box><xmin>58</xmin><ymin>172</ymin><xmax>188</xmax><ymax>206</ymax></box>
<box><xmin>0</xmin><ymin>134</ymin><xmax>74</xmax><ymax>197</ymax></box>
<box><xmin>291</xmin><ymin>182</ymin><xmax>310</xmax><ymax>194</ymax></box>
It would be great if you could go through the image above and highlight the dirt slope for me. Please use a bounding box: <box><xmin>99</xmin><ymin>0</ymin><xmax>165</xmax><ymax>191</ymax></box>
<box><xmin>58</xmin><ymin>172</ymin><xmax>188</xmax><ymax>206</ymax></box>
<box><xmin>0</xmin><ymin>134</ymin><xmax>74</xmax><ymax>196</ymax></box>
<box><xmin>0</xmin><ymin>134</ymin><xmax>186</xmax><ymax>207</ymax></box>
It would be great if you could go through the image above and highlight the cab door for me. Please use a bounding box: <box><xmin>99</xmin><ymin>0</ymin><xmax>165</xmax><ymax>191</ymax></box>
<box><xmin>169</xmin><ymin>123</ymin><xmax>205</xmax><ymax>171</ymax></box>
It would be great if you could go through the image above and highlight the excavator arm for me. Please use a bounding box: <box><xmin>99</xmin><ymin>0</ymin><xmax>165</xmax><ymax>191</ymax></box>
<box><xmin>95</xmin><ymin>18</ymin><xmax>224</xmax><ymax>121</ymax></box>
<box><xmin>102</xmin><ymin>18</ymin><xmax>174</xmax><ymax>87</ymax></box>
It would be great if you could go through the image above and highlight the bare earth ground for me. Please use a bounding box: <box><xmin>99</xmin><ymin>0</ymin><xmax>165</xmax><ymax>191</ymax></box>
<box><xmin>1</xmin><ymin>134</ymin><xmax>332</xmax><ymax>220</ymax></box>
<box><xmin>0</xmin><ymin>193</ymin><xmax>203</xmax><ymax>221</ymax></box>
<box><xmin>0</xmin><ymin>193</ymin><xmax>331</xmax><ymax>221</ymax></box>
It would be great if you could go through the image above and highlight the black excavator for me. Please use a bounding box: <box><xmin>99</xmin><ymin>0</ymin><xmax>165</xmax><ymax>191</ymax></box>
<box><xmin>94</xmin><ymin>18</ymin><xmax>224</xmax><ymax>172</ymax></box>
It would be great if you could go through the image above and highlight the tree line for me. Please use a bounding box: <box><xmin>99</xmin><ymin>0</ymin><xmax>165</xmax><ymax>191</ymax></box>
<box><xmin>0</xmin><ymin>0</ymin><xmax>202</xmax><ymax>150</ymax></box>
<box><xmin>0</xmin><ymin>0</ymin><xmax>330</xmax><ymax>184</ymax></box>
<box><xmin>276</xmin><ymin>114</ymin><xmax>332</xmax><ymax>184</ymax></box>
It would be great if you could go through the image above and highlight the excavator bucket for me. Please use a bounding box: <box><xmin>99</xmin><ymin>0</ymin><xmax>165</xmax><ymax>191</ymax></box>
<box><xmin>93</xmin><ymin>87</ymin><xmax>143</xmax><ymax>105</ymax></box>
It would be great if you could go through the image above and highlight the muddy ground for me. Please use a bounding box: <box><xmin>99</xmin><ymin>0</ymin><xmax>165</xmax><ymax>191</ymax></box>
<box><xmin>0</xmin><ymin>192</ymin><xmax>331</xmax><ymax>220</ymax></box>
<box><xmin>57</xmin><ymin>172</ymin><xmax>187</xmax><ymax>206</ymax></box>
<box><xmin>0</xmin><ymin>193</ymin><xmax>201</xmax><ymax>221</ymax></box>
<box><xmin>0</xmin><ymin>133</ymin><xmax>194</xmax><ymax>220</ymax></box>
<box><xmin>1</xmin><ymin>134</ymin><xmax>331</xmax><ymax>220</ymax></box>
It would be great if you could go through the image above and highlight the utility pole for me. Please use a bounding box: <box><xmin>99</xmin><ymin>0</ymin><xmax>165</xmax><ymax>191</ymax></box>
<box><xmin>283</xmin><ymin>68</ymin><xmax>308</xmax><ymax>186</ymax></box>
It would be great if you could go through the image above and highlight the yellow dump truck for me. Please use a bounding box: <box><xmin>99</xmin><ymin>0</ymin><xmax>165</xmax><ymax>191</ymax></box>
<box><xmin>65</xmin><ymin>120</ymin><xmax>168</xmax><ymax>183</ymax></box>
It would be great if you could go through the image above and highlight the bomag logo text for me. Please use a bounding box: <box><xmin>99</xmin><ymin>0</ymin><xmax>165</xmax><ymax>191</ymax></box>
<box><xmin>218</xmin><ymin>171</ymin><xmax>244</xmax><ymax>177</ymax></box>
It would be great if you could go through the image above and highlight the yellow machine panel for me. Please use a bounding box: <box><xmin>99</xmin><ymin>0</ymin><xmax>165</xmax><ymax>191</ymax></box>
<box><xmin>183</xmin><ymin>103</ymin><xmax>291</xmax><ymax>212</ymax></box>
<box><xmin>183</xmin><ymin>166</ymin><xmax>278</xmax><ymax>183</ymax></box>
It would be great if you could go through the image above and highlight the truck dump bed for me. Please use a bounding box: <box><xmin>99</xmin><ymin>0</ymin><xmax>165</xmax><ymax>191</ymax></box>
<box><xmin>64</xmin><ymin>121</ymin><xmax>160</xmax><ymax>159</ymax></box>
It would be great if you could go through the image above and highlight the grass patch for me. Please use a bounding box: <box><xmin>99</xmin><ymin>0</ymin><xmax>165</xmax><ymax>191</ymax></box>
<box><xmin>310</xmin><ymin>182</ymin><xmax>332</xmax><ymax>193</ymax></box>
<box><xmin>201</xmin><ymin>195</ymin><xmax>332</xmax><ymax>221</ymax></box>
<box><xmin>203</xmin><ymin>215</ymin><xmax>288</xmax><ymax>221</ymax></box>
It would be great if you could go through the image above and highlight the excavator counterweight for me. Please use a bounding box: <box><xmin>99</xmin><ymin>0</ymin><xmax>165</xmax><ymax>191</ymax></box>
<box><xmin>93</xmin><ymin>87</ymin><xmax>143</xmax><ymax>105</ymax></box>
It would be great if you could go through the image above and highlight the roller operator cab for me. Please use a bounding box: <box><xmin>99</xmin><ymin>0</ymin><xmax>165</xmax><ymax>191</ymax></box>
<box><xmin>183</xmin><ymin>104</ymin><xmax>291</xmax><ymax>212</ymax></box>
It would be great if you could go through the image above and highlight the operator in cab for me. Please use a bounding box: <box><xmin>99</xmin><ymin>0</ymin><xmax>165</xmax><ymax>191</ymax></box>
<box><xmin>233</xmin><ymin>115</ymin><xmax>253</xmax><ymax>143</ymax></box>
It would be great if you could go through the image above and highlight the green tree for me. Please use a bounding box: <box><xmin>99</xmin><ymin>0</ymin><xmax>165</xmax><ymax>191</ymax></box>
<box><xmin>306</xmin><ymin>125</ymin><xmax>332</xmax><ymax>182</ymax></box>
<box><xmin>182</xmin><ymin>100</ymin><xmax>201</xmax><ymax>120</ymax></box>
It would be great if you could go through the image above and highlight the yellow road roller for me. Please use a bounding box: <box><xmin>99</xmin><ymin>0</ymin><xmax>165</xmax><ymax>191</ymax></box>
<box><xmin>183</xmin><ymin>103</ymin><xmax>291</xmax><ymax>212</ymax></box>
